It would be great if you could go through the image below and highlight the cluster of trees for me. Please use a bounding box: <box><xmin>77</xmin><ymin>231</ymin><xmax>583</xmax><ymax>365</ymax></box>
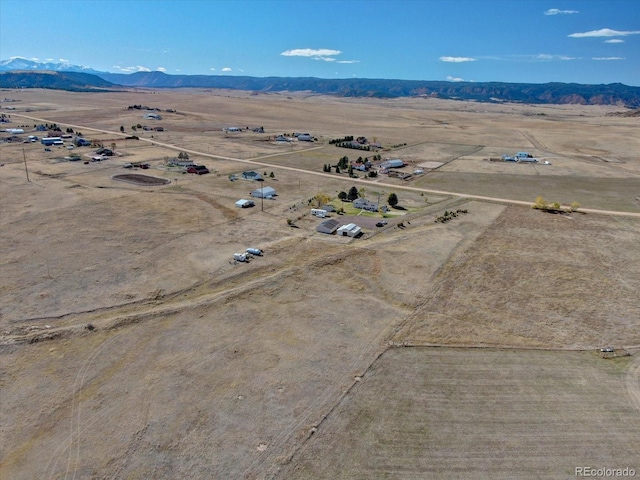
<box><xmin>35</xmin><ymin>123</ymin><xmax>62</xmax><ymax>132</ymax></box>
<box><xmin>435</xmin><ymin>209</ymin><xmax>468</xmax><ymax>223</ymax></box>
<box><xmin>335</xmin><ymin>142</ymin><xmax>371</xmax><ymax>151</ymax></box>
<box><xmin>309</xmin><ymin>192</ymin><xmax>331</xmax><ymax>208</ymax></box>
<box><xmin>337</xmin><ymin>186</ymin><xmax>361</xmax><ymax>202</ymax></box>
<box><xmin>329</xmin><ymin>135</ymin><xmax>354</xmax><ymax>144</ymax></box>
<box><xmin>533</xmin><ymin>196</ymin><xmax>580</xmax><ymax>212</ymax></box>
<box><xmin>263</xmin><ymin>171</ymin><xmax>275</xmax><ymax>178</ymax></box>
<box><xmin>178</xmin><ymin>151</ymin><xmax>190</xmax><ymax>160</ymax></box>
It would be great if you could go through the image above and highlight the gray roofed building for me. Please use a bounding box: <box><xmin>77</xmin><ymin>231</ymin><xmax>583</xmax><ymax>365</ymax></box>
<box><xmin>316</xmin><ymin>219</ymin><xmax>340</xmax><ymax>234</ymax></box>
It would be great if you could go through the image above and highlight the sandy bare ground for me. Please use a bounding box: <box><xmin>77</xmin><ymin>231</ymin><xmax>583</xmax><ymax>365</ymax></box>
<box><xmin>1</xmin><ymin>89</ymin><xmax>639</xmax><ymax>479</ymax></box>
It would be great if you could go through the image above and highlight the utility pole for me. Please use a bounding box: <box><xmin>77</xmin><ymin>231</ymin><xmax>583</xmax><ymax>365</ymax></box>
<box><xmin>22</xmin><ymin>147</ymin><xmax>30</xmax><ymax>182</ymax></box>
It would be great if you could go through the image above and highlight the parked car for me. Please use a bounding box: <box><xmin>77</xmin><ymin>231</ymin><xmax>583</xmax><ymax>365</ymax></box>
<box><xmin>187</xmin><ymin>165</ymin><xmax>209</xmax><ymax>175</ymax></box>
<box><xmin>376</xmin><ymin>220</ymin><xmax>388</xmax><ymax>227</ymax></box>
<box><xmin>140</xmin><ymin>163</ymin><xmax>150</xmax><ymax>169</ymax></box>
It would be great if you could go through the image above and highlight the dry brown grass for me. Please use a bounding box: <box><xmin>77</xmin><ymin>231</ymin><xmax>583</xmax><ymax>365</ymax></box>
<box><xmin>1</xmin><ymin>89</ymin><xmax>639</xmax><ymax>479</ymax></box>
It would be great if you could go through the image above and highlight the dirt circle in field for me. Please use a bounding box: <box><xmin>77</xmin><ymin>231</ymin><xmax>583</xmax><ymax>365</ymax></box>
<box><xmin>111</xmin><ymin>174</ymin><xmax>171</xmax><ymax>186</ymax></box>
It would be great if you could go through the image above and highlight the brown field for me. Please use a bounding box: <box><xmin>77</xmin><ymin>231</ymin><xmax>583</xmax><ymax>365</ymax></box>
<box><xmin>1</xmin><ymin>89</ymin><xmax>639</xmax><ymax>479</ymax></box>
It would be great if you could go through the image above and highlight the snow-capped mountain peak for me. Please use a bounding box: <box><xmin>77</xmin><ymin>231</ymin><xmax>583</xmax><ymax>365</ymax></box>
<box><xmin>0</xmin><ymin>57</ymin><xmax>101</xmax><ymax>73</ymax></box>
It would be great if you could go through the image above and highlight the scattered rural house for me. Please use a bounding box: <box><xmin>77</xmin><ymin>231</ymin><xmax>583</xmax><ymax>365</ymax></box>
<box><xmin>316</xmin><ymin>219</ymin><xmax>340</xmax><ymax>235</ymax></box>
<box><xmin>337</xmin><ymin>223</ymin><xmax>362</xmax><ymax>237</ymax></box>
<box><xmin>235</xmin><ymin>199</ymin><xmax>255</xmax><ymax>208</ymax></box>
<box><xmin>252</xmin><ymin>126</ymin><xmax>264</xmax><ymax>133</ymax></box>
<box><xmin>168</xmin><ymin>158</ymin><xmax>195</xmax><ymax>167</ymax></box>
<box><xmin>154</xmin><ymin>127</ymin><xmax>164</xmax><ymax>132</ymax></box>
<box><xmin>241</xmin><ymin>171</ymin><xmax>263</xmax><ymax>181</ymax></box>
<box><xmin>143</xmin><ymin>113</ymin><xmax>162</xmax><ymax>120</ymax></box>
<box><xmin>353</xmin><ymin>198</ymin><xmax>379</xmax><ymax>212</ymax></box>
<box><xmin>297</xmin><ymin>133</ymin><xmax>313</xmax><ymax>141</ymax></box>
<box><xmin>322</xmin><ymin>204</ymin><xmax>335</xmax><ymax>212</ymax></box>
<box><xmin>250</xmin><ymin>186</ymin><xmax>276</xmax><ymax>199</ymax></box>
<box><xmin>502</xmin><ymin>152</ymin><xmax>538</xmax><ymax>162</ymax></box>
<box><xmin>5</xmin><ymin>128</ymin><xmax>24</xmax><ymax>134</ymax></box>
<box><xmin>73</xmin><ymin>137</ymin><xmax>91</xmax><ymax>147</ymax></box>
<box><xmin>96</xmin><ymin>147</ymin><xmax>114</xmax><ymax>156</ymax></box>
<box><xmin>274</xmin><ymin>135</ymin><xmax>291</xmax><ymax>142</ymax></box>
<box><xmin>225</xmin><ymin>126</ymin><xmax>241</xmax><ymax>133</ymax></box>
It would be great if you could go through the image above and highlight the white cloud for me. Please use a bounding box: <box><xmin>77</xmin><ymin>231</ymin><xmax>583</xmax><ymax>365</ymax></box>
<box><xmin>535</xmin><ymin>54</ymin><xmax>577</xmax><ymax>61</ymax></box>
<box><xmin>281</xmin><ymin>48</ymin><xmax>342</xmax><ymax>57</ymax></box>
<box><xmin>210</xmin><ymin>67</ymin><xmax>216</xmax><ymax>71</ymax></box>
<box><xmin>593</xmin><ymin>57</ymin><xmax>625</xmax><ymax>61</ymax></box>
<box><xmin>337</xmin><ymin>60</ymin><xmax>360</xmax><ymax>64</ymax></box>
<box><xmin>157</xmin><ymin>67</ymin><xmax>166</xmax><ymax>72</ymax></box>
<box><xmin>59</xmin><ymin>58</ymin><xmax>69</xmax><ymax>63</ymax></box>
<box><xmin>316</xmin><ymin>57</ymin><xmax>336</xmax><ymax>62</ymax></box>
<box><xmin>604</xmin><ymin>39</ymin><xmax>625</xmax><ymax>43</ymax></box>
<box><xmin>569</xmin><ymin>28</ymin><xmax>640</xmax><ymax>38</ymax></box>
<box><xmin>439</xmin><ymin>56</ymin><xmax>476</xmax><ymax>63</ymax></box>
<box><xmin>447</xmin><ymin>76</ymin><xmax>465</xmax><ymax>82</ymax></box>
<box><xmin>221</xmin><ymin>67</ymin><xmax>232</xmax><ymax>72</ymax></box>
<box><xmin>544</xmin><ymin>8</ymin><xmax>578</xmax><ymax>15</ymax></box>
<box><xmin>113</xmin><ymin>65</ymin><xmax>151</xmax><ymax>73</ymax></box>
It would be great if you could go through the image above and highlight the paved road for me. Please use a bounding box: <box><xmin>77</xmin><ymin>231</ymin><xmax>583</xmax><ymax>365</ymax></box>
<box><xmin>14</xmin><ymin>113</ymin><xmax>640</xmax><ymax>218</ymax></box>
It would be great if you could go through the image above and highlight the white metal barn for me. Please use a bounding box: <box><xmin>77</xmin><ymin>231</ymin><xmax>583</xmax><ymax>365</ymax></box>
<box><xmin>337</xmin><ymin>223</ymin><xmax>362</xmax><ymax>237</ymax></box>
<box><xmin>250</xmin><ymin>186</ymin><xmax>276</xmax><ymax>198</ymax></box>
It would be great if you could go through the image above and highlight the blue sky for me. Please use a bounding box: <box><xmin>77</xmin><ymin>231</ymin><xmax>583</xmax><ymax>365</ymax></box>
<box><xmin>1</xmin><ymin>0</ymin><xmax>639</xmax><ymax>85</ymax></box>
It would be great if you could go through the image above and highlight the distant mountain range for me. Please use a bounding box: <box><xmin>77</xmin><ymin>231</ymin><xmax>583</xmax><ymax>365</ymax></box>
<box><xmin>2</xmin><ymin>57</ymin><xmax>640</xmax><ymax>108</ymax></box>
<box><xmin>0</xmin><ymin>57</ymin><xmax>103</xmax><ymax>74</ymax></box>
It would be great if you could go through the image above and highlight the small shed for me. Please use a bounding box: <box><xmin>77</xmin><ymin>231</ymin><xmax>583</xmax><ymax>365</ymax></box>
<box><xmin>235</xmin><ymin>199</ymin><xmax>255</xmax><ymax>208</ymax></box>
<box><xmin>337</xmin><ymin>223</ymin><xmax>362</xmax><ymax>237</ymax></box>
<box><xmin>250</xmin><ymin>186</ymin><xmax>276</xmax><ymax>198</ymax></box>
<box><xmin>317</xmin><ymin>219</ymin><xmax>340</xmax><ymax>235</ymax></box>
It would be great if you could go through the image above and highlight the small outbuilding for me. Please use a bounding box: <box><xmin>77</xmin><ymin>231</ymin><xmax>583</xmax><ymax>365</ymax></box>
<box><xmin>316</xmin><ymin>219</ymin><xmax>340</xmax><ymax>235</ymax></box>
<box><xmin>235</xmin><ymin>199</ymin><xmax>255</xmax><ymax>208</ymax></box>
<box><xmin>250</xmin><ymin>186</ymin><xmax>276</xmax><ymax>198</ymax></box>
<box><xmin>337</xmin><ymin>223</ymin><xmax>362</xmax><ymax>237</ymax></box>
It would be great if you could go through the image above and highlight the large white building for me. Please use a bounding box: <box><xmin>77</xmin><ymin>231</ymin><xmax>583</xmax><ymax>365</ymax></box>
<box><xmin>337</xmin><ymin>223</ymin><xmax>362</xmax><ymax>237</ymax></box>
<box><xmin>250</xmin><ymin>186</ymin><xmax>276</xmax><ymax>198</ymax></box>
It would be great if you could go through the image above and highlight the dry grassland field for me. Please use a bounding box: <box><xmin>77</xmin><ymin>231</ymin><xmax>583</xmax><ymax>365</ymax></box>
<box><xmin>1</xmin><ymin>89</ymin><xmax>639</xmax><ymax>479</ymax></box>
